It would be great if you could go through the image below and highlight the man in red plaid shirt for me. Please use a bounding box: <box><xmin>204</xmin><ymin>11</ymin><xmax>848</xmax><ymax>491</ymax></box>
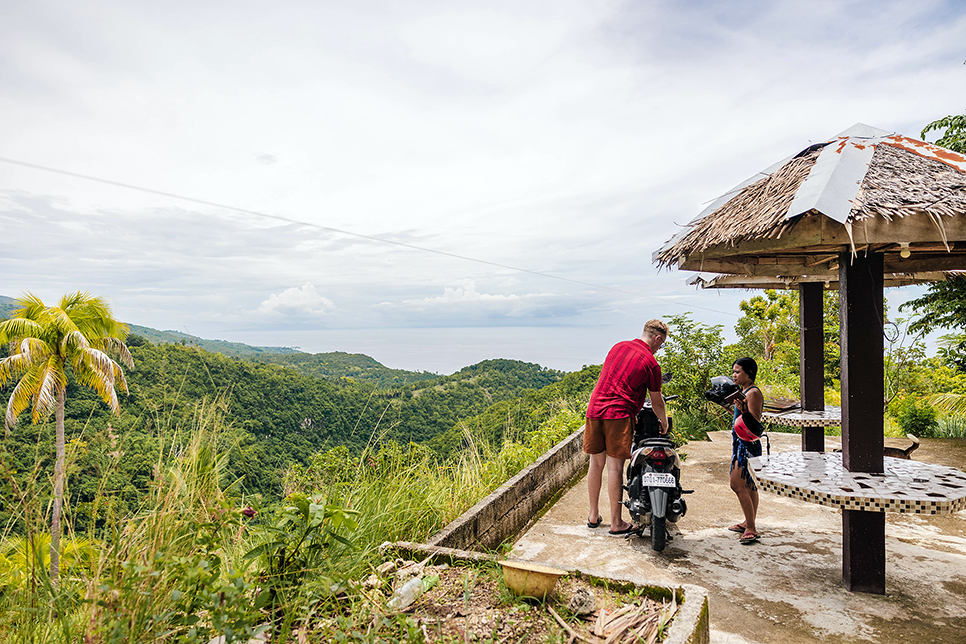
<box><xmin>584</xmin><ymin>320</ymin><xmax>668</xmax><ymax>535</ymax></box>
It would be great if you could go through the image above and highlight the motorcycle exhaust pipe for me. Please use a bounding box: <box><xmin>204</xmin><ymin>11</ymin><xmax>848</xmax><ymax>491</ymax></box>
<box><xmin>667</xmin><ymin>498</ymin><xmax>687</xmax><ymax>522</ymax></box>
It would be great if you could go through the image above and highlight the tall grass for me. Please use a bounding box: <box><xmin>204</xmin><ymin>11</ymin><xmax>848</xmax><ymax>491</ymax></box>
<box><xmin>0</xmin><ymin>395</ymin><xmax>587</xmax><ymax>643</ymax></box>
<box><xmin>284</xmin><ymin>397</ymin><xmax>587</xmax><ymax>563</ymax></box>
<box><xmin>934</xmin><ymin>414</ymin><xmax>966</xmax><ymax>438</ymax></box>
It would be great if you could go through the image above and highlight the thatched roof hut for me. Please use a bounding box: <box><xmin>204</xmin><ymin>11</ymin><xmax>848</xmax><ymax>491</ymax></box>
<box><xmin>655</xmin><ymin>124</ymin><xmax>966</xmax><ymax>279</ymax></box>
<box><xmin>654</xmin><ymin>123</ymin><xmax>966</xmax><ymax>595</ymax></box>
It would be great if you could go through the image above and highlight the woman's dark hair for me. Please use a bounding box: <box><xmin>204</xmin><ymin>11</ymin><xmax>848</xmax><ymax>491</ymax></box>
<box><xmin>734</xmin><ymin>357</ymin><xmax>758</xmax><ymax>382</ymax></box>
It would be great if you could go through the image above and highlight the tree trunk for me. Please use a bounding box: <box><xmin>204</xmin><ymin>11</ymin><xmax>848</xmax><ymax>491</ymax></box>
<box><xmin>50</xmin><ymin>387</ymin><xmax>65</xmax><ymax>585</ymax></box>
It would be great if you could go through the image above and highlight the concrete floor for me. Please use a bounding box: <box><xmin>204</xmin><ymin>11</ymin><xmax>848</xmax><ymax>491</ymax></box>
<box><xmin>509</xmin><ymin>432</ymin><xmax>966</xmax><ymax>644</ymax></box>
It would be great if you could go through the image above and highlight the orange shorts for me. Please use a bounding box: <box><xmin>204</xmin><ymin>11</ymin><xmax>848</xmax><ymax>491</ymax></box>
<box><xmin>583</xmin><ymin>416</ymin><xmax>634</xmax><ymax>460</ymax></box>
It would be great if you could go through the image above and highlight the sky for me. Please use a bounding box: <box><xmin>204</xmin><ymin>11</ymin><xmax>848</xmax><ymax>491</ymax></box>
<box><xmin>1</xmin><ymin>0</ymin><xmax>965</xmax><ymax>374</ymax></box>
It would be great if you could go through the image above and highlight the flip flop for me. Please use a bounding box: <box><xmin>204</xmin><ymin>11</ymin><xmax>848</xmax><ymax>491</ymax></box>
<box><xmin>587</xmin><ymin>515</ymin><xmax>602</xmax><ymax>529</ymax></box>
<box><xmin>728</xmin><ymin>524</ymin><xmax>746</xmax><ymax>533</ymax></box>
<box><xmin>739</xmin><ymin>531</ymin><xmax>760</xmax><ymax>544</ymax></box>
<box><xmin>608</xmin><ymin>525</ymin><xmax>638</xmax><ymax>536</ymax></box>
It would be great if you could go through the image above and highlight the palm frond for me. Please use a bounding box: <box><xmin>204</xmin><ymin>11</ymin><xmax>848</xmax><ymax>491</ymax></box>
<box><xmin>0</xmin><ymin>533</ymin><xmax>97</xmax><ymax>586</ymax></box>
<box><xmin>112</xmin><ymin>360</ymin><xmax>129</xmax><ymax>395</ymax></box>
<box><xmin>5</xmin><ymin>367</ymin><xmax>42</xmax><ymax>430</ymax></box>
<box><xmin>62</xmin><ymin>329</ymin><xmax>92</xmax><ymax>358</ymax></box>
<box><xmin>0</xmin><ymin>348</ymin><xmax>44</xmax><ymax>387</ymax></box>
<box><xmin>101</xmin><ymin>336</ymin><xmax>135</xmax><ymax>369</ymax></box>
<box><xmin>74</xmin><ymin>347</ymin><xmax>116</xmax><ymax>383</ymax></box>
<box><xmin>73</xmin><ymin>355</ymin><xmax>121</xmax><ymax>414</ymax></box>
<box><xmin>18</xmin><ymin>336</ymin><xmax>52</xmax><ymax>360</ymax></box>
<box><xmin>61</xmin><ymin>292</ymin><xmax>126</xmax><ymax>339</ymax></box>
<box><xmin>925</xmin><ymin>392</ymin><xmax>966</xmax><ymax>416</ymax></box>
<box><xmin>0</xmin><ymin>317</ymin><xmax>48</xmax><ymax>345</ymax></box>
<box><xmin>49</xmin><ymin>307</ymin><xmax>81</xmax><ymax>342</ymax></box>
<box><xmin>31</xmin><ymin>358</ymin><xmax>67</xmax><ymax>424</ymax></box>
<box><xmin>936</xmin><ymin>333</ymin><xmax>966</xmax><ymax>349</ymax></box>
<box><xmin>12</xmin><ymin>293</ymin><xmax>52</xmax><ymax>324</ymax></box>
<box><xmin>58</xmin><ymin>291</ymin><xmax>94</xmax><ymax>311</ymax></box>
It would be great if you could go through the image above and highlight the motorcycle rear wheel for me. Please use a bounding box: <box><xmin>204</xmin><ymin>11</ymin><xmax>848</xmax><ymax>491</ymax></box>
<box><xmin>651</xmin><ymin>515</ymin><xmax>667</xmax><ymax>551</ymax></box>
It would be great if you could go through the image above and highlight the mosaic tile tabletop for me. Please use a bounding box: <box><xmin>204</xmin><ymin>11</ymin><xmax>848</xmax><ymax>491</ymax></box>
<box><xmin>763</xmin><ymin>405</ymin><xmax>841</xmax><ymax>428</ymax></box>
<box><xmin>749</xmin><ymin>451</ymin><xmax>966</xmax><ymax>514</ymax></box>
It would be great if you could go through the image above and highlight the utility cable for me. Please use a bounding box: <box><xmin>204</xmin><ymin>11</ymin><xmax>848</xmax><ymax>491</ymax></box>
<box><xmin>0</xmin><ymin>155</ymin><xmax>738</xmax><ymax>317</ymax></box>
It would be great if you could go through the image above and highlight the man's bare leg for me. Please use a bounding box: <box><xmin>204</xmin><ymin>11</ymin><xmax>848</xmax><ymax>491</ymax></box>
<box><xmin>607</xmin><ymin>455</ymin><xmax>633</xmax><ymax>531</ymax></box>
<box><xmin>587</xmin><ymin>451</ymin><xmax>606</xmax><ymax>524</ymax></box>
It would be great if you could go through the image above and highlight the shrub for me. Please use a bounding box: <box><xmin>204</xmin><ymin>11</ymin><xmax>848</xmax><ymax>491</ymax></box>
<box><xmin>660</xmin><ymin>314</ymin><xmax>738</xmax><ymax>428</ymax></box>
<box><xmin>895</xmin><ymin>396</ymin><xmax>939</xmax><ymax>438</ymax></box>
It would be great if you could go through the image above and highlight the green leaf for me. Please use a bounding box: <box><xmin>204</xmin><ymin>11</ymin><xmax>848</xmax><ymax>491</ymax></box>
<box><xmin>287</xmin><ymin>493</ymin><xmax>310</xmax><ymax>519</ymax></box>
<box><xmin>324</xmin><ymin>531</ymin><xmax>354</xmax><ymax>548</ymax></box>
<box><xmin>308</xmin><ymin>502</ymin><xmax>328</xmax><ymax>528</ymax></box>
<box><xmin>243</xmin><ymin>541</ymin><xmax>285</xmax><ymax>560</ymax></box>
<box><xmin>253</xmin><ymin>589</ymin><xmax>272</xmax><ymax>610</ymax></box>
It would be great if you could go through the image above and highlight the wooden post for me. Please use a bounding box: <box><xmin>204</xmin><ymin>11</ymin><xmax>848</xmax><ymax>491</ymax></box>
<box><xmin>843</xmin><ymin>510</ymin><xmax>886</xmax><ymax>594</ymax></box>
<box><xmin>839</xmin><ymin>250</ymin><xmax>885</xmax><ymax>594</ymax></box>
<box><xmin>799</xmin><ymin>282</ymin><xmax>825</xmax><ymax>452</ymax></box>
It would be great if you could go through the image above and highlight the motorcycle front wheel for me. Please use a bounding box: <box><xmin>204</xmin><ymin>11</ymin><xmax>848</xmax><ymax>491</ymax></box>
<box><xmin>651</xmin><ymin>515</ymin><xmax>667</xmax><ymax>552</ymax></box>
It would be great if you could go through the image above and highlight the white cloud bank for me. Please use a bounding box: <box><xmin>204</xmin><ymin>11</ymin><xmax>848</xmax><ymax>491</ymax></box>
<box><xmin>376</xmin><ymin>280</ymin><xmax>590</xmax><ymax>323</ymax></box>
<box><xmin>256</xmin><ymin>283</ymin><xmax>335</xmax><ymax>318</ymax></box>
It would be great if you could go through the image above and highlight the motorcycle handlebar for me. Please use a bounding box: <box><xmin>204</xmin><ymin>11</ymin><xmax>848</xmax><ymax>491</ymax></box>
<box><xmin>642</xmin><ymin>394</ymin><xmax>679</xmax><ymax>408</ymax></box>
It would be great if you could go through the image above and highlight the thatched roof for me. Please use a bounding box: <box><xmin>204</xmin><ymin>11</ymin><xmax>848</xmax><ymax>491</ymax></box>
<box><xmin>853</xmin><ymin>142</ymin><xmax>966</xmax><ymax>225</ymax></box>
<box><xmin>656</xmin><ymin>149</ymin><xmax>820</xmax><ymax>263</ymax></box>
<box><xmin>654</xmin><ymin>124</ymin><xmax>966</xmax><ymax>278</ymax></box>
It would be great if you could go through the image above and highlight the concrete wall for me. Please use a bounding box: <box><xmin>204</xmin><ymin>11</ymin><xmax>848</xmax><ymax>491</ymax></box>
<box><xmin>426</xmin><ymin>424</ymin><xmax>587</xmax><ymax>552</ymax></box>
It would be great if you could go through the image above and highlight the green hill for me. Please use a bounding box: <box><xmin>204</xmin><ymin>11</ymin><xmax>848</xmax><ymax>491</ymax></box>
<box><xmin>0</xmin><ymin>295</ymin><xmax>17</xmax><ymax>319</ymax></box>
<box><xmin>251</xmin><ymin>351</ymin><xmax>437</xmax><ymax>387</ymax></box>
<box><xmin>126</xmin><ymin>324</ymin><xmax>301</xmax><ymax>358</ymax></box>
<box><xmin>426</xmin><ymin>364</ymin><xmax>600</xmax><ymax>456</ymax></box>
<box><xmin>126</xmin><ymin>325</ymin><xmax>436</xmax><ymax>386</ymax></box>
<box><xmin>3</xmin><ymin>298</ymin><xmax>435</xmax><ymax>386</ymax></box>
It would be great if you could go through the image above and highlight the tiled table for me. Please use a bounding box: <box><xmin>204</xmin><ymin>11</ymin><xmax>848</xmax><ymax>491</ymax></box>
<box><xmin>763</xmin><ymin>406</ymin><xmax>842</xmax><ymax>428</ymax></box>
<box><xmin>763</xmin><ymin>405</ymin><xmax>841</xmax><ymax>452</ymax></box>
<box><xmin>750</xmin><ymin>451</ymin><xmax>966</xmax><ymax>515</ymax></box>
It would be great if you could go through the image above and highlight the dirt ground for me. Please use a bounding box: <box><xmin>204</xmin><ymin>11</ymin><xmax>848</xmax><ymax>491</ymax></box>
<box><xmin>372</xmin><ymin>559</ymin><xmax>680</xmax><ymax>643</ymax></box>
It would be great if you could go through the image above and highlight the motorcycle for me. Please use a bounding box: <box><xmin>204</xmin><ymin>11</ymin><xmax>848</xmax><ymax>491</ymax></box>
<box><xmin>623</xmin><ymin>390</ymin><xmax>691</xmax><ymax>552</ymax></box>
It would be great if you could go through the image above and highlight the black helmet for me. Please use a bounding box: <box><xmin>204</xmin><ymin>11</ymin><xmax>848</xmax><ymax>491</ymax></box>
<box><xmin>704</xmin><ymin>376</ymin><xmax>740</xmax><ymax>406</ymax></box>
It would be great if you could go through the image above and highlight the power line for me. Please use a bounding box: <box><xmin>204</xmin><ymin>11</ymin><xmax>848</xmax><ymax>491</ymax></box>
<box><xmin>0</xmin><ymin>155</ymin><xmax>738</xmax><ymax>318</ymax></box>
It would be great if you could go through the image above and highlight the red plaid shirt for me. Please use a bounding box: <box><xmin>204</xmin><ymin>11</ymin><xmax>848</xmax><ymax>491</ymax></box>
<box><xmin>586</xmin><ymin>339</ymin><xmax>661</xmax><ymax>419</ymax></box>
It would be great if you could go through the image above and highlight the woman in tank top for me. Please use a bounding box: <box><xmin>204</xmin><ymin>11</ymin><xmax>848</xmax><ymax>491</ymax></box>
<box><xmin>729</xmin><ymin>357</ymin><xmax>763</xmax><ymax>544</ymax></box>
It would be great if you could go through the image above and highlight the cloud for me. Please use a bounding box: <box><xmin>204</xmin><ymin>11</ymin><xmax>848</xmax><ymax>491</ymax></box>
<box><xmin>375</xmin><ymin>280</ymin><xmax>599</xmax><ymax>325</ymax></box>
<box><xmin>0</xmin><ymin>1</ymin><xmax>958</xmax><ymax>368</ymax></box>
<box><xmin>256</xmin><ymin>283</ymin><xmax>335</xmax><ymax>319</ymax></box>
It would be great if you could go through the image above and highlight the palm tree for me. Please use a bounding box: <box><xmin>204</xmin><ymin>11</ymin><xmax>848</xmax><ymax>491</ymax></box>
<box><xmin>0</xmin><ymin>291</ymin><xmax>133</xmax><ymax>583</ymax></box>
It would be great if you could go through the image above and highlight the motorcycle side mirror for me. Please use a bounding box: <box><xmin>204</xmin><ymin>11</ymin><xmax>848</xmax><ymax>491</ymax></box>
<box><xmin>662</xmin><ymin>371</ymin><xmax>673</xmax><ymax>384</ymax></box>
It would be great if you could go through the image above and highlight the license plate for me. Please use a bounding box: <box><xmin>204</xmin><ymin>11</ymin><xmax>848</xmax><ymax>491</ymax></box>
<box><xmin>641</xmin><ymin>472</ymin><xmax>676</xmax><ymax>488</ymax></box>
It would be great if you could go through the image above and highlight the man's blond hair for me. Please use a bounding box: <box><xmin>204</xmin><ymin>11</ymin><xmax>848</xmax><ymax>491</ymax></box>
<box><xmin>643</xmin><ymin>319</ymin><xmax>669</xmax><ymax>339</ymax></box>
